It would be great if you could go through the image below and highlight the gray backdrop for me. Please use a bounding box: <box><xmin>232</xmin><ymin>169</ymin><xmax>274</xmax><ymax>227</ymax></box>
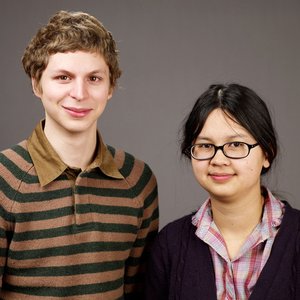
<box><xmin>1</xmin><ymin>0</ymin><xmax>299</xmax><ymax>228</ymax></box>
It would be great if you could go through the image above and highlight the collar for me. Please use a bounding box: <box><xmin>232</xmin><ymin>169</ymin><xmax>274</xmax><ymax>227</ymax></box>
<box><xmin>192</xmin><ymin>188</ymin><xmax>284</xmax><ymax>241</ymax></box>
<box><xmin>27</xmin><ymin>120</ymin><xmax>124</xmax><ymax>187</ymax></box>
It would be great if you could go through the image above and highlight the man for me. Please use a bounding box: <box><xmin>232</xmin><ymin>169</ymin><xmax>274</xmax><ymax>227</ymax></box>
<box><xmin>0</xmin><ymin>10</ymin><xmax>158</xmax><ymax>299</ymax></box>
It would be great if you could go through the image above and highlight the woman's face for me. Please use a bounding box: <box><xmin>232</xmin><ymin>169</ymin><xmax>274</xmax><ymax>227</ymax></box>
<box><xmin>191</xmin><ymin>108</ymin><xmax>270</xmax><ymax>204</ymax></box>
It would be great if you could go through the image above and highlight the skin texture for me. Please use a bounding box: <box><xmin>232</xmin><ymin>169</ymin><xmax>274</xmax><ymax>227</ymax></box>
<box><xmin>32</xmin><ymin>51</ymin><xmax>113</xmax><ymax>169</ymax></box>
<box><xmin>191</xmin><ymin>108</ymin><xmax>270</xmax><ymax>258</ymax></box>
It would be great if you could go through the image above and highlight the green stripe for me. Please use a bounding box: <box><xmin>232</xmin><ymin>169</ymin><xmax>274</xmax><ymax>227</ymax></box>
<box><xmin>0</xmin><ymin>205</ymin><xmax>15</xmax><ymax>222</ymax></box>
<box><xmin>13</xmin><ymin>202</ymin><xmax>141</xmax><ymax>222</ymax></box>
<box><xmin>7</xmin><ymin>260</ymin><xmax>124</xmax><ymax>276</ymax></box>
<box><xmin>118</xmin><ymin>151</ymin><xmax>135</xmax><ymax>178</ymax></box>
<box><xmin>1</xmin><ymin>177</ymin><xmax>72</xmax><ymax>202</ymax></box>
<box><xmin>140</xmin><ymin>207</ymin><xmax>159</xmax><ymax>230</ymax></box>
<box><xmin>0</xmin><ymin>160</ymin><xmax>38</xmax><ymax>184</ymax></box>
<box><xmin>77</xmin><ymin>163</ymin><xmax>152</xmax><ymax>198</ymax></box>
<box><xmin>11</xmin><ymin>144</ymin><xmax>32</xmax><ymax>163</ymax></box>
<box><xmin>13</xmin><ymin>222</ymin><xmax>137</xmax><ymax>242</ymax></box>
<box><xmin>8</xmin><ymin>241</ymin><xmax>134</xmax><ymax>260</ymax></box>
<box><xmin>3</xmin><ymin>277</ymin><xmax>123</xmax><ymax>297</ymax></box>
<box><xmin>143</xmin><ymin>186</ymin><xmax>158</xmax><ymax>210</ymax></box>
<box><xmin>3</xmin><ymin>162</ymin><xmax>152</xmax><ymax>203</ymax></box>
<box><xmin>81</xmin><ymin>147</ymin><xmax>135</xmax><ymax>180</ymax></box>
<box><xmin>0</xmin><ymin>151</ymin><xmax>38</xmax><ymax>184</ymax></box>
<box><xmin>107</xmin><ymin>146</ymin><xmax>135</xmax><ymax>178</ymax></box>
<box><xmin>14</xmin><ymin>206</ymin><xmax>74</xmax><ymax>222</ymax></box>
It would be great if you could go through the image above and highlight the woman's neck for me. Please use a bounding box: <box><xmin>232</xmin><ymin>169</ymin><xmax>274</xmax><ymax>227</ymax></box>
<box><xmin>211</xmin><ymin>192</ymin><xmax>264</xmax><ymax>259</ymax></box>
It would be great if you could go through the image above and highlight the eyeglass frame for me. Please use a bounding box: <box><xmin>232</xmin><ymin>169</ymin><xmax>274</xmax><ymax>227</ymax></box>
<box><xmin>189</xmin><ymin>142</ymin><xmax>260</xmax><ymax>161</ymax></box>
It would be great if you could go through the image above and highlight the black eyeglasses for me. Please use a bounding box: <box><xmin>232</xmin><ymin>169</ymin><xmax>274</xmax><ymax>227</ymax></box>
<box><xmin>190</xmin><ymin>142</ymin><xmax>259</xmax><ymax>161</ymax></box>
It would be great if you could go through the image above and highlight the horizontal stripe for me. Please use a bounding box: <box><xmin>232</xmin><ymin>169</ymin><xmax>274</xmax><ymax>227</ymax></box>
<box><xmin>1</xmin><ymin>178</ymin><xmax>72</xmax><ymax>202</ymax></box>
<box><xmin>12</xmin><ymin>204</ymin><xmax>141</xmax><ymax>223</ymax></box>
<box><xmin>3</xmin><ymin>277</ymin><xmax>123</xmax><ymax>297</ymax></box>
<box><xmin>140</xmin><ymin>209</ymin><xmax>159</xmax><ymax>230</ymax></box>
<box><xmin>12</xmin><ymin>222</ymin><xmax>138</xmax><ymax>242</ymax></box>
<box><xmin>1</xmin><ymin>167</ymin><xmax>153</xmax><ymax>203</ymax></box>
<box><xmin>13</xmin><ymin>206</ymin><xmax>74</xmax><ymax>222</ymax></box>
<box><xmin>6</xmin><ymin>260</ymin><xmax>124</xmax><ymax>276</ymax></box>
<box><xmin>8</xmin><ymin>241</ymin><xmax>134</xmax><ymax>260</ymax></box>
<box><xmin>1</xmin><ymin>139</ymin><xmax>159</xmax><ymax>298</ymax></box>
<box><xmin>76</xmin><ymin>204</ymin><xmax>140</xmax><ymax>216</ymax></box>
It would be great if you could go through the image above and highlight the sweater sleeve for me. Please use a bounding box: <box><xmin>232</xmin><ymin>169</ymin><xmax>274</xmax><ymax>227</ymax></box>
<box><xmin>123</xmin><ymin>163</ymin><xmax>159</xmax><ymax>299</ymax></box>
<box><xmin>0</xmin><ymin>179</ymin><xmax>15</xmax><ymax>288</ymax></box>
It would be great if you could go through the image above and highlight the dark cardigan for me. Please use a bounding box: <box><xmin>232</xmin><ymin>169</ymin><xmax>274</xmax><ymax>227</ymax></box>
<box><xmin>145</xmin><ymin>202</ymin><xmax>300</xmax><ymax>300</ymax></box>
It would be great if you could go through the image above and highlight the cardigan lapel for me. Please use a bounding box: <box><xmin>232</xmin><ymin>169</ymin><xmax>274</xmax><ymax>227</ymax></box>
<box><xmin>250</xmin><ymin>203</ymin><xmax>299</xmax><ymax>300</ymax></box>
<box><xmin>179</xmin><ymin>218</ymin><xmax>217</xmax><ymax>300</ymax></box>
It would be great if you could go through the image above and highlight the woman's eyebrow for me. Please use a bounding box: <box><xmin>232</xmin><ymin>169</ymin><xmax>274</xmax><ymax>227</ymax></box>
<box><xmin>196</xmin><ymin>133</ymin><xmax>250</xmax><ymax>142</ymax></box>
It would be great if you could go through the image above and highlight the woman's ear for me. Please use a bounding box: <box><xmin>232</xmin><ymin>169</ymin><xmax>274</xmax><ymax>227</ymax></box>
<box><xmin>263</xmin><ymin>153</ymin><xmax>270</xmax><ymax>169</ymax></box>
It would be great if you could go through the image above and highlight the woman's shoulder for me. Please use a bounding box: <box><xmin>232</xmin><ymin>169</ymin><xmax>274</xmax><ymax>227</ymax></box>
<box><xmin>283</xmin><ymin>201</ymin><xmax>300</xmax><ymax>218</ymax></box>
<box><xmin>158</xmin><ymin>213</ymin><xmax>196</xmax><ymax>242</ymax></box>
<box><xmin>280</xmin><ymin>201</ymin><xmax>300</xmax><ymax>239</ymax></box>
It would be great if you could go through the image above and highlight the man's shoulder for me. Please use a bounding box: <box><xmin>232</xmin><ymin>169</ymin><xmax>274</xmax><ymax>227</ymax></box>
<box><xmin>106</xmin><ymin>145</ymin><xmax>154</xmax><ymax>178</ymax></box>
<box><xmin>1</xmin><ymin>140</ymin><xmax>32</xmax><ymax>165</ymax></box>
<box><xmin>0</xmin><ymin>140</ymin><xmax>34</xmax><ymax>177</ymax></box>
<box><xmin>0</xmin><ymin>140</ymin><xmax>36</xmax><ymax>196</ymax></box>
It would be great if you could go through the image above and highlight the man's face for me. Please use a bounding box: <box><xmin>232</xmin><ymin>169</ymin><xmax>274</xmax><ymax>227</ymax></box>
<box><xmin>32</xmin><ymin>50</ymin><xmax>112</xmax><ymax>137</ymax></box>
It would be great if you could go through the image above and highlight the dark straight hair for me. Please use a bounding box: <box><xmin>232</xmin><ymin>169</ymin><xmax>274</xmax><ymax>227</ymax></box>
<box><xmin>181</xmin><ymin>83</ymin><xmax>278</xmax><ymax>174</ymax></box>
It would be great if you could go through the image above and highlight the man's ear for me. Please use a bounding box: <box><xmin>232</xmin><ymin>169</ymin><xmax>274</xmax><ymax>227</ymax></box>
<box><xmin>31</xmin><ymin>78</ymin><xmax>42</xmax><ymax>98</ymax></box>
<box><xmin>108</xmin><ymin>86</ymin><xmax>114</xmax><ymax>100</ymax></box>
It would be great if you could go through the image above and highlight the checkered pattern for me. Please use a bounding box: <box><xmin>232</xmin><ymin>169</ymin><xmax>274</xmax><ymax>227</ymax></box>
<box><xmin>192</xmin><ymin>190</ymin><xmax>284</xmax><ymax>299</ymax></box>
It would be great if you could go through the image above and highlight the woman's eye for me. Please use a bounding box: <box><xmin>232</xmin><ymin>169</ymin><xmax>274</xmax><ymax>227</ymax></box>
<box><xmin>229</xmin><ymin>142</ymin><xmax>243</xmax><ymax>148</ymax></box>
<box><xmin>199</xmin><ymin>143</ymin><xmax>213</xmax><ymax>149</ymax></box>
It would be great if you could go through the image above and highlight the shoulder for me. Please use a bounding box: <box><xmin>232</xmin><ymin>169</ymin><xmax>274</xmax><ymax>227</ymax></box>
<box><xmin>283</xmin><ymin>201</ymin><xmax>300</xmax><ymax>221</ymax></box>
<box><xmin>280</xmin><ymin>201</ymin><xmax>300</xmax><ymax>244</ymax></box>
<box><xmin>0</xmin><ymin>140</ymin><xmax>35</xmax><ymax>206</ymax></box>
<box><xmin>107</xmin><ymin>145</ymin><xmax>156</xmax><ymax>181</ymax></box>
<box><xmin>149</xmin><ymin>214</ymin><xmax>197</xmax><ymax>265</ymax></box>
<box><xmin>1</xmin><ymin>140</ymin><xmax>33</xmax><ymax>172</ymax></box>
<box><xmin>158</xmin><ymin>213</ymin><xmax>196</xmax><ymax>245</ymax></box>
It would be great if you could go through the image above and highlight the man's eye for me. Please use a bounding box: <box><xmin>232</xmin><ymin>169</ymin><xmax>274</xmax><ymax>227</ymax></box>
<box><xmin>57</xmin><ymin>75</ymin><xmax>69</xmax><ymax>80</ymax></box>
<box><xmin>90</xmin><ymin>76</ymin><xmax>101</xmax><ymax>82</ymax></box>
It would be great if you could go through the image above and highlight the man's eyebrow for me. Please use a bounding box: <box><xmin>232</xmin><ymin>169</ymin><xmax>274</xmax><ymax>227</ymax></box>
<box><xmin>50</xmin><ymin>68</ymin><xmax>108</xmax><ymax>75</ymax></box>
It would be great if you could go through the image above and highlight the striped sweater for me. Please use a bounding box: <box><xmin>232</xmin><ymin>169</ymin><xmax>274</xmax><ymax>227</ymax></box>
<box><xmin>0</xmin><ymin>125</ymin><xmax>159</xmax><ymax>299</ymax></box>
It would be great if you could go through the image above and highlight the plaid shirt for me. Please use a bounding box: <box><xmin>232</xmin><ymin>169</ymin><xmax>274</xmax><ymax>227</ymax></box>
<box><xmin>192</xmin><ymin>189</ymin><xmax>284</xmax><ymax>300</ymax></box>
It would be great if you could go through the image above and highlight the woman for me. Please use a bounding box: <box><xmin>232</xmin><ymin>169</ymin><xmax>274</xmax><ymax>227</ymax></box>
<box><xmin>145</xmin><ymin>83</ymin><xmax>300</xmax><ymax>300</ymax></box>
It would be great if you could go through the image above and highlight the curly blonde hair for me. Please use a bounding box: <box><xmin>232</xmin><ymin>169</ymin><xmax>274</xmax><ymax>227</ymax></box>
<box><xmin>22</xmin><ymin>10</ymin><xmax>122</xmax><ymax>89</ymax></box>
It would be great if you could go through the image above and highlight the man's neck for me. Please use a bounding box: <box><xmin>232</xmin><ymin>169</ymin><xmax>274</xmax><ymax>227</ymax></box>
<box><xmin>44</xmin><ymin>122</ymin><xmax>97</xmax><ymax>171</ymax></box>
